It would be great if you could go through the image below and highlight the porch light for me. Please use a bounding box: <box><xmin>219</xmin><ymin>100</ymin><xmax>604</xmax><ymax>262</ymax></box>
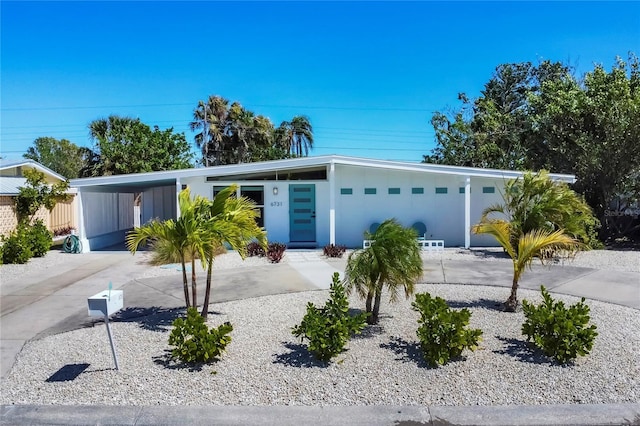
<box><xmin>273</xmin><ymin>186</ymin><xmax>279</xmax><ymax>196</ymax></box>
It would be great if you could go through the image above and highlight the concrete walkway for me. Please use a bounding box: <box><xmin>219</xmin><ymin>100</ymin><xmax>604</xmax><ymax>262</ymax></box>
<box><xmin>1</xmin><ymin>249</ymin><xmax>639</xmax><ymax>425</ymax></box>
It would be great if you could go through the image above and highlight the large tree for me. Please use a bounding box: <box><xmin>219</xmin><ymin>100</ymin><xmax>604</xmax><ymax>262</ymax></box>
<box><xmin>528</xmin><ymin>55</ymin><xmax>640</xmax><ymax>237</ymax></box>
<box><xmin>190</xmin><ymin>95</ymin><xmax>311</xmax><ymax>165</ymax></box>
<box><xmin>23</xmin><ymin>137</ymin><xmax>85</xmax><ymax>179</ymax></box>
<box><xmin>425</xmin><ymin>54</ymin><xmax>640</xmax><ymax>241</ymax></box>
<box><xmin>276</xmin><ymin>115</ymin><xmax>314</xmax><ymax>157</ymax></box>
<box><xmin>88</xmin><ymin>116</ymin><xmax>193</xmax><ymax>176</ymax></box>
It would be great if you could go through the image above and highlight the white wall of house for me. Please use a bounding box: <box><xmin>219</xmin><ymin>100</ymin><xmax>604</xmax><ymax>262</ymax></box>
<box><xmin>141</xmin><ymin>186</ymin><xmax>177</xmax><ymax>224</ymax></box>
<box><xmin>183</xmin><ymin>167</ymin><xmax>508</xmax><ymax>249</ymax></box>
<box><xmin>334</xmin><ymin>165</ymin><xmax>463</xmax><ymax>247</ymax></box>
<box><xmin>78</xmin><ymin>190</ymin><xmax>134</xmax><ymax>251</ymax></box>
<box><xmin>470</xmin><ymin>177</ymin><xmax>506</xmax><ymax>246</ymax></box>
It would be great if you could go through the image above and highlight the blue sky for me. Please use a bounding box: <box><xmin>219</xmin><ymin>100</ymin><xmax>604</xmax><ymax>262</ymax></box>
<box><xmin>1</xmin><ymin>1</ymin><xmax>638</xmax><ymax>164</ymax></box>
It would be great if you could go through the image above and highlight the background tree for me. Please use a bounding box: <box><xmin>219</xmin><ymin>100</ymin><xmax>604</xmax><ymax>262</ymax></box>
<box><xmin>425</xmin><ymin>54</ymin><xmax>640</xmax><ymax>242</ymax></box>
<box><xmin>190</xmin><ymin>95</ymin><xmax>311</xmax><ymax>165</ymax></box>
<box><xmin>23</xmin><ymin>137</ymin><xmax>85</xmax><ymax>179</ymax></box>
<box><xmin>344</xmin><ymin>219</ymin><xmax>423</xmax><ymax>324</ymax></box>
<box><xmin>89</xmin><ymin>115</ymin><xmax>193</xmax><ymax>176</ymax></box>
<box><xmin>276</xmin><ymin>115</ymin><xmax>314</xmax><ymax>157</ymax></box>
<box><xmin>528</xmin><ymin>55</ymin><xmax>640</xmax><ymax>239</ymax></box>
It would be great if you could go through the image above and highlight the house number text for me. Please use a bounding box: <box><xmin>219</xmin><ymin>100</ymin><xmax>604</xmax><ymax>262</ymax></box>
<box><xmin>270</xmin><ymin>201</ymin><xmax>283</xmax><ymax>207</ymax></box>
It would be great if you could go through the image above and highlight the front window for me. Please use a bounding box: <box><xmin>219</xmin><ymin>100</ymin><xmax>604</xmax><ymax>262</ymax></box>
<box><xmin>240</xmin><ymin>185</ymin><xmax>264</xmax><ymax>228</ymax></box>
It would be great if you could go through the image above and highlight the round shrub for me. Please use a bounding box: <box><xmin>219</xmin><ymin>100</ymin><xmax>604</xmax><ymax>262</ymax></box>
<box><xmin>1</xmin><ymin>228</ymin><xmax>33</xmax><ymax>264</ymax></box>
<box><xmin>27</xmin><ymin>220</ymin><xmax>53</xmax><ymax>257</ymax></box>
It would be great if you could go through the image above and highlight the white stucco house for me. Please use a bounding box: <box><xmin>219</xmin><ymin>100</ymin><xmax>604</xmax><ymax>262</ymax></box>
<box><xmin>69</xmin><ymin>155</ymin><xmax>575</xmax><ymax>252</ymax></box>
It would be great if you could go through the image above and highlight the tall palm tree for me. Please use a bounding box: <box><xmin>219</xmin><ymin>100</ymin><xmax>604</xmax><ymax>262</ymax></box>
<box><xmin>473</xmin><ymin>220</ymin><xmax>581</xmax><ymax>311</ymax></box>
<box><xmin>196</xmin><ymin>184</ymin><xmax>267</xmax><ymax>319</ymax></box>
<box><xmin>126</xmin><ymin>189</ymin><xmax>207</xmax><ymax>308</ymax></box>
<box><xmin>190</xmin><ymin>95</ymin><xmax>230</xmax><ymax>166</ymax></box>
<box><xmin>277</xmin><ymin>115</ymin><xmax>314</xmax><ymax>157</ymax></box>
<box><xmin>344</xmin><ymin>219</ymin><xmax>423</xmax><ymax>324</ymax></box>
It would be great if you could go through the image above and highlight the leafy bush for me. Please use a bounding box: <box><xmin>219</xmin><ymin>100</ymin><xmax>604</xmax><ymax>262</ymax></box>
<box><xmin>26</xmin><ymin>220</ymin><xmax>53</xmax><ymax>257</ymax></box>
<box><xmin>522</xmin><ymin>286</ymin><xmax>598</xmax><ymax>364</ymax></box>
<box><xmin>1</xmin><ymin>227</ymin><xmax>33</xmax><ymax>264</ymax></box>
<box><xmin>247</xmin><ymin>241</ymin><xmax>266</xmax><ymax>257</ymax></box>
<box><xmin>292</xmin><ymin>272</ymin><xmax>368</xmax><ymax>361</ymax></box>
<box><xmin>168</xmin><ymin>307</ymin><xmax>233</xmax><ymax>364</ymax></box>
<box><xmin>412</xmin><ymin>292</ymin><xmax>483</xmax><ymax>367</ymax></box>
<box><xmin>267</xmin><ymin>242</ymin><xmax>286</xmax><ymax>263</ymax></box>
<box><xmin>323</xmin><ymin>244</ymin><xmax>346</xmax><ymax>258</ymax></box>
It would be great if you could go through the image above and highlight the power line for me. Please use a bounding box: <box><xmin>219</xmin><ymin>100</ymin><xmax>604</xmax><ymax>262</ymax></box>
<box><xmin>1</xmin><ymin>101</ymin><xmax>439</xmax><ymax>113</ymax></box>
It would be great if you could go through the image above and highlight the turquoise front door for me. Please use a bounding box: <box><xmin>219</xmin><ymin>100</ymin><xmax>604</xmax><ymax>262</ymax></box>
<box><xmin>289</xmin><ymin>184</ymin><xmax>316</xmax><ymax>243</ymax></box>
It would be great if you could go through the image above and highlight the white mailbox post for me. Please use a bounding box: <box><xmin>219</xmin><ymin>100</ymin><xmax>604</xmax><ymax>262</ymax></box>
<box><xmin>88</xmin><ymin>288</ymin><xmax>124</xmax><ymax>370</ymax></box>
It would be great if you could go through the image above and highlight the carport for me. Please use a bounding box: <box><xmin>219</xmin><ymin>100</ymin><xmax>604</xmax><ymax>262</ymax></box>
<box><xmin>70</xmin><ymin>173</ymin><xmax>179</xmax><ymax>252</ymax></box>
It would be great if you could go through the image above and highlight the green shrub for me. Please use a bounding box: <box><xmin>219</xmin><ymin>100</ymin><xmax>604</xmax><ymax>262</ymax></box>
<box><xmin>1</xmin><ymin>227</ymin><xmax>33</xmax><ymax>264</ymax></box>
<box><xmin>323</xmin><ymin>244</ymin><xmax>346</xmax><ymax>258</ymax></box>
<box><xmin>267</xmin><ymin>242</ymin><xmax>286</xmax><ymax>263</ymax></box>
<box><xmin>292</xmin><ymin>272</ymin><xmax>368</xmax><ymax>361</ymax></box>
<box><xmin>168</xmin><ymin>307</ymin><xmax>233</xmax><ymax>364</ymax></box>
<box><xmin>26</xmin><ymin>220</ymin><xmax>53</xmax><ymax>257</ymax></box>
<box><xmin>412</xmin><ymin>292</ymin><xmax>483</xmax><ymax>367</ymax></box>
<box><xmin>522</xmin><ymin>286</ymin><xmax>598</xmax><ymax>364</ymax></box>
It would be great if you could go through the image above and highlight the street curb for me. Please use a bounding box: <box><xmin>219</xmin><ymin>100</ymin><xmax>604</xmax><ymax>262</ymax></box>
<box><xmin>2</xmin><ymin>403</ymin><xmax>639</xmax><ymax>425</ymax></box>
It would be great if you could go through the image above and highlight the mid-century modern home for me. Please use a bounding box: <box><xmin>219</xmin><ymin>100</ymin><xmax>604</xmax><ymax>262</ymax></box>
<box><xmin>69</xmin><ymin>155</ymin><xmax>575</xmax><ymax>252</ymax></box>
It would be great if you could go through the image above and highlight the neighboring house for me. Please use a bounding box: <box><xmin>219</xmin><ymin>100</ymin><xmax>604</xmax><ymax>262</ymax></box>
<box><xmin>0</xmin><ymin>159</ymin><xmax>77</xmax><ymax>236</ymax></box>
<box><xmin>69</xmin><ymin>155</ymin><xmax>575</xmax><ymax>252</ymax></box>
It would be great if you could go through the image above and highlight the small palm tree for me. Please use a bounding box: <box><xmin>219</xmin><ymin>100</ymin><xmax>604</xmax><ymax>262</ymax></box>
<box><xmin>473</xmin><ymin>220</ymin><xmax>581</xmax><ymax>311</ymax></box>
<box><xmin>197</xmin><ymin>184</ymin><xmax>267</xmax><ymax>319</ymax></box>
<box><xmin>483</xmin><ymin>171</ymin><xmax>599</xmax><ymax>251</ymax></box>
<box><xmin>126</xmin><ymin>189</ymin><xmax>207</xmax><ymax>309</ymax></box>
<box><xmin>344</xmin><ymin>219</ymin><xmax>423</xmax><ymax>324</ymax></box>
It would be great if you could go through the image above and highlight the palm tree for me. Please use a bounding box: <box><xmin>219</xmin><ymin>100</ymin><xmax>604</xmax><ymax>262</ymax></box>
<box><xmin>344</xmin><ymin>219</ymin><xmax>423</xmax><ymax>324</ymax></box>
<box><xmin>196</xmin><ymin>184</ymin><xmax>267</xmax><ymax>319</ymax></box>
<box><xmin>126</xmin><ymin>189</ymin><xmax>207</xmax><ymax>308</ymax></box>
<box><xmin>482</xmin><ymin>171</ymin><xmax>599</xmax><ymax>251</ymax></box>
<box><xmin>473</xmin><ymin>220</ymin><xmax>581</xmax><ymax>311</ymax></box>
<box><xmin>190</xmin><ymin>95</ymin><xmax>230</xmax><ymax>166</ymax></box>
<box><xmin>277</xmin><ymin>115</ymin><xmax>314</xmax><ymax>157</ymax></box>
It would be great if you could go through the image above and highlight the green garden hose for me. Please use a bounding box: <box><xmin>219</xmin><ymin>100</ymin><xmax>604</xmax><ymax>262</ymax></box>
<box><xmin>63</xmin><ymin>235</ymin><xmax>82</xmax><ymax>254</ymax></box>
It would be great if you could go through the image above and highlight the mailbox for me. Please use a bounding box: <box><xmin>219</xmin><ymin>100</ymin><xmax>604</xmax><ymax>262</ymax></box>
<box><xmin>88</xmin><ymin>290</ymin><xmax>123</xmax><ymax>317</ymax></box>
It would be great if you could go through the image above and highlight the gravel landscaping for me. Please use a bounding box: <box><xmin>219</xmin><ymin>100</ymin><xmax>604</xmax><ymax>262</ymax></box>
<box><xmin>0</xmin><ymin>248</ymin><xmax>638</xmax><ymax>406</ymax></box>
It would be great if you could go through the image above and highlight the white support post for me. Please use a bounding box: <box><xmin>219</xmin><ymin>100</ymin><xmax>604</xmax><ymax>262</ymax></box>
<box><xmin>329</xmin><ymin>161</ymin><xmax>336</xmax><ymax>245</ymax></box>
<box><xmin>175</xmin><ymin>178</ymin><xmax>182</xmax><ymax>218</ymax></box>
<box><xmin>76</xmin><ymin>189</ymin><xmax>90</xmax><ymax>253</ymax></box>
<box><xmin>464</xmin><ymin>176</ymin><xmax>471</xmax><ymax>249</ymax></box>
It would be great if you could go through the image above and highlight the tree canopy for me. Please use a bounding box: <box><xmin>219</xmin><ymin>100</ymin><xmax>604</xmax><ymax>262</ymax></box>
<box><xmin>23</xmin><ymin>137</ymin><xmax>85</xmax><ymax>179</ymax></box>
<box><xmin>425</xmin><ymin>53</ymin><xmax>640</xmax><ymax>241</ymax></box>
<box><xmin>190</xmin><ymin>95</ymin><xmax>313</xmax><ymax>166</ymax></box>
<box><xmin>88</xmin><ymin>116</ymin><xmax>193</xmax><ymax>176</ymax></box>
